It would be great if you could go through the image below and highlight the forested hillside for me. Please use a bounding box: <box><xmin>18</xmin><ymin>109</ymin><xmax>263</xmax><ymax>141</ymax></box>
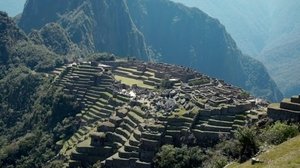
<box><xmin>0</xmin><ymin>12</ymin><xmax>80</xmax><ymax>167</ymax></box>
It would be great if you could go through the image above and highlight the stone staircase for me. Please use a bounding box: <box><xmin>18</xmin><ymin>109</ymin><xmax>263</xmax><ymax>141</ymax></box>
<box><xmin>105</xmin><ymin>107</ymin><xmax>146</xmax><ymax>168</ymax></box>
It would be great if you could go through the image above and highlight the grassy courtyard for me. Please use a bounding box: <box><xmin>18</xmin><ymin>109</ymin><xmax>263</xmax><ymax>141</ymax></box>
<box><xmin>115</xmin><ymin>75</ymin><xmax>154</xmax><ymax>89</ymax></box>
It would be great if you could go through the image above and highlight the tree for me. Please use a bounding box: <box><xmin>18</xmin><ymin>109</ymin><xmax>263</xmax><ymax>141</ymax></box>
<box><xmin>234</xmin><ymin>127</ymin><xmax>259</xmax><ymax>162</ymax></box>
<box><xmin>160</xmin><ymin>78</ymin><xmax>173</xmax><ymax>89</ymax></box>
<box><xmin>153</xmin><ymin>145</ymin><xmax>207</xmax><ymax>168</ymax></box>
<box><xmin>261</xmin><ymin>122</ymin><xmax>299</xmax><ymax>145</ymax></box>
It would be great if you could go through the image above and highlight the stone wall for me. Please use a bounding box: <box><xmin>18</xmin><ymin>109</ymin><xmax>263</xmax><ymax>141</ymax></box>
<box><xmin>268</xmin><ymin>108</ymin><xmax>300</xmax><ymax>121</ymax></box>
<box><xmin>268</xmin><ymin>96</ymin><xmax>300</xmax><ymax>121</ymax></box>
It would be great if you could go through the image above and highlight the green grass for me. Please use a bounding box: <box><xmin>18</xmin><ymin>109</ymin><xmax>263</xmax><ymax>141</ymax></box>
<box><xmin>228</xmin><ymin>135</ymin><xmax>300</xmax><ymax>168</ymax></box>
<box><xmin>115</xmin><ymin>75</ymin><xmax>154</xmax><ymax>89</ymax></box>
<box><xmin>170</xmin><ymin>107</ymin><xmax>187</xmax><ymax>118</ymax></box>
<box><xmin>117</xmin><ymin>67</ymin><xmax>140</xmax><ymax>73</ymax></box>
<box><xmin>268</xmin><ymin>103</ymin><xmax>280</xmax><ymax>109</ymax></box>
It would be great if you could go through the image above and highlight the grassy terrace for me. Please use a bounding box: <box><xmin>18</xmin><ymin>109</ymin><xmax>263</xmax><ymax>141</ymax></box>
<box><xmin>115</xmin><ymin>75</ymin><xmax>154</xmax><ymax>89</ymax></box>
<box><xmin>170</xmin><ymin>107</ymin><xmax>187</xmax><ymax>118</ymax></box>
<box><xmin>228</xmin><ymin>135</ymin><xmax>300</xmax><ymax>168</ymax></box>
<box><xmin>268</xmin><ymin>103</ymin><xmax>280</xmax><ymax>109</ymax></box>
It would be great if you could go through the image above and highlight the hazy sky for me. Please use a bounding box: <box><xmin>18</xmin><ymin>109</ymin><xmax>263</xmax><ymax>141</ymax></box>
<box><xmin>0</xmin><ymin>0</ymin><xmax>26</xmax><ymax>16</ymax></box>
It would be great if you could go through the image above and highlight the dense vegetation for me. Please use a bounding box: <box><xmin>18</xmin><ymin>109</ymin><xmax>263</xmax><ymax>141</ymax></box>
<box><xmin>154</xmin><ymin>121</ymin><xmax>299</xmax><ymax>167</ymax></box>
<box><xmin>0</xmin><ymin>12</ymin><xmax>81</xmax><ymax>167</ymax></box>
<box><xmin>0</xmin><ymin>67</ymin><xmax>81</xmax><ymax>167</ymax></box>
<box><xmin>86</xmin><ymin>52</ymin><xmax>116</xmax><ymax>62</ymax></box>
<box><xmin>0</xmin><ymin>11</ymin><xmax>66</xmax><ymax>76</ymax></box>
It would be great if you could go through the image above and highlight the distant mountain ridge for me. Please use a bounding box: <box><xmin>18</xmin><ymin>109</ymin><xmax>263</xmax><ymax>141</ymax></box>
<box><xmin>17</xmin><ymin>0</ymin><xmax>283</xmax><ymax>101</ymax></box>
<box><xmin>260</xmin><ymin>1</ymin><xmax>300</xmax><ymax>97</ymax></box>
<box><xmin>172</xmin><ymin>0</ymin><xmax>300</xmax><ymax>97</ymax></box>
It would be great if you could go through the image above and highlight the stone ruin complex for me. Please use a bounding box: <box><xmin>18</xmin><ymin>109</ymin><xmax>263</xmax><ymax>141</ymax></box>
<box><xmin>50</xmin><ymin>60</ymin><xmax>270</xmax><ymax>168</ymax></box>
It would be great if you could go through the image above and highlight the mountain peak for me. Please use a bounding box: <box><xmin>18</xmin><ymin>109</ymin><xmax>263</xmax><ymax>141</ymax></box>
<box><xmin>19</xmin><ymin>0</ymin><xmax>149</xmax><ymax>59</ymax></box>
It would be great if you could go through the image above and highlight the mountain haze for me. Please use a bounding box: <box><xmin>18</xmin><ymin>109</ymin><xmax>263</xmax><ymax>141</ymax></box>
<box><xmin>18</xmin><ymin>0</ymin><xmax>283</xmax><ymax>101</ymax></box>
<box><xmin>171</xmin><ymin>0</ymin><xmax>270</xmax><ymax>56</ymax></box>
<box><xmin>0</xmin><ymin>0</ymin><xmax>26</xmax><ymax>16</ymax></box>
<box><xmin>172</xmin><ymin>0</ymin><xmax>300</xmax><ymax>97</ymax></box>
<box><xmin>260</xmin><ymin>1</ymin><xmax>300</xmax><ymax>96</ymax></box>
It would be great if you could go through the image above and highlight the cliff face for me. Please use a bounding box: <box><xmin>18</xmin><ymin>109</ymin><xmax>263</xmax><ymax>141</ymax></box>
<box><xmin>18</xmin><ymin>0</ymin><xmax>283</xmax><ymax>101</ymax></box>
<box><xmin>19</xmin><ymin>0</ymin><xmax>149</xmax><ymax>59</ymax></box>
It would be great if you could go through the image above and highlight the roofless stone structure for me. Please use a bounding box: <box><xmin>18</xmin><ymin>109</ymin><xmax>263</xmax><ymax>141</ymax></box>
<box><xmin>50</xmin><ymin>60</ymin><xmax>268</xmax><ymax>168</ymax></box>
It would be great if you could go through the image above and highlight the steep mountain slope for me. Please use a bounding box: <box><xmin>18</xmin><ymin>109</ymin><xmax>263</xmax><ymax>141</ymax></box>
<box><xmin>18</xmin><ymin>0</ymin><xmax>283</xmax><ymax>101</ymax></box>
<box><xmin>0</xmin><ymin>12</ymin><xmax>81</xmax><ymax>168</ymax></box>
<box><xmin>126</xmin><ymin>0</ymin><xmax>282</xmax><ymax>101</ymax></box>
<box><xmin>0</xmin><ymin>11</ymin><xmax>27</xmax><ymax>65</ymax></box>
<box><xmin>0</xmin><ymin>11</ymin><xmax>64</xmax><ymax>73</ymax></box>
<box><xmin>260</xmin><ymin>1</ymin><xmax>300</xmax><ymax>97</ymax></box>
<box><xmin>19</xmin><ymin>0</ymin><xmax>149</xmax><ymax>59</ymax></box>
<box><xmin>229</xmin><ymin>135</ymin><xmax>300</xmax><ymax>168</ymax></box>
<box><xmin>171</xmin><ymin>0</ymin><xmax>270</xmax><ymax>56</ymax></box>
<box><xmin>172</xmin><ymin>0</ymin><xmax>300</xmax><ymax>97</ymax></box>
<box><xmin>28</xmin><ymin>22</ymin><xmax>82</xmax><ymax>58</ymax></box>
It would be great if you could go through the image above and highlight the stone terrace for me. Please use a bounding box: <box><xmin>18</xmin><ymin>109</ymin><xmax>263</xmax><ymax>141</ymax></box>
<box><xmin>268</xmin><ymin>95</ymin><xmax>300</xmax><ymax>121</ymax></box>
<box><xmin>50</xmin><ymin>60</ymin><xmax>267</xmax><ymax>168</ymax></box>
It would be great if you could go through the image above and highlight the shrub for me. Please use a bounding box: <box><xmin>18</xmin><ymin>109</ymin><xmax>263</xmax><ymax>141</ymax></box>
<box><xmin>215</xmin><ymin>139</ymin><xmax>240</xmax><ymax>159</ymax></box>
<box><xmin>160</xmin><ymin>79</ymin><xmax>174</xmax><ymax>89</ymax></box>
<box><xmin>44</xmin><ymin>160</ymin><xmax>64</xmax><ymax>168</ymax></box>
<box><xmin>261</xmin><ymin>122</ymin><xmax>299</xmax><ymax>145</ymax></box>
<box><xmin>188</xmin><ymin>78</ymin><xmax>210</xmax><ymax>86</ymax></box>
<box><xmin>203</xmin><ymin>152</ymin><xmax>227</xmax><ymax>168</ymax></box>
<box><xmin>234</xmin><ymin>127</ymin><xmax>259</xmax><ymax>162</ymax></box>
<box><xmin>86</xmin><ymin>52</ymin><xmax>115</xmax><ymax>62</ymax></box>
<box><xmin>238</xmin><ymin>91</ymin><xmax>250</xmax><ymax>99</ymax></box>
<box><xmin>153</xmin><ymin>145</ymin><xmax>207</xmax><ymax>168</ymax></box>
